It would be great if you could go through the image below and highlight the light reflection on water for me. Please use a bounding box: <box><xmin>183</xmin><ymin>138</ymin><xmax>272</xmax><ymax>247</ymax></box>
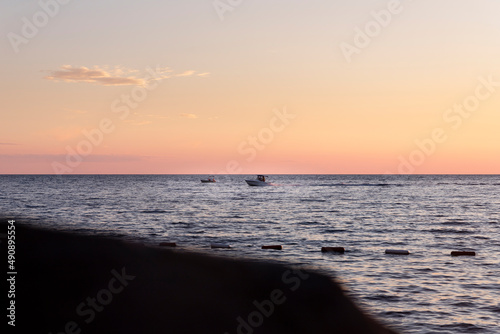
<box><xmin>1</xmin><ymin>174</ymin><xmax>499</xmax><ymax>333</ymax></box>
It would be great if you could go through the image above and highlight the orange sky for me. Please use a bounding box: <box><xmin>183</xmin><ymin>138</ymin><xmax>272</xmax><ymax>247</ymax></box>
<box><xmin>2</xmin><ymin>0</ymin><xmax>500</xmax><ymax>174</ymax></box>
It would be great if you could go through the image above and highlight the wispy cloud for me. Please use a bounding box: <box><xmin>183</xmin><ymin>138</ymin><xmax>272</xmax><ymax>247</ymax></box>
<box><xmin>175</xmin><ymin>70</ymin><xmax>196</xmax><ymax>77</ymax></box>
<box><xmin>123</xmin><ymin>120</ymin><xmax>153</xmax><ymax>126</ymax></box>
<box><xmin>121</xmin><ymin>113</ymin><xmax>170</xmax><ymax>126</ymax></box>
<box><xmin>44</xmin><ymin>65</ymin><xmax>209</xmax><ymax>86</ymax></box>
<box><xmin>44</xmin><ymin>65</ymin><xmax>145</xmax><ymax>86</ymax></box>
<box><xmin>0</xmin><ymin>154</ymin><xmax>147</xmax><ymax>163</ymax></box>
<box><xmin>0</xmin><ymin>142</ymin><xmax>19</xmax><ymax>145</ymax></box>
<box><xmin>179</xmin><ymin>113</ymin><xmax>198</xmax><ymax>119</ymax></box>
<box><xmin>143</xmin><ymin>113</ymin><xmax>170</xmax><ymax>119</ymax></box>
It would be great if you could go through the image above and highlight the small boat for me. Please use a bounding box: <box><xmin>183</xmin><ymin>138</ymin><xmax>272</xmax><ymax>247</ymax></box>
<box><xmin>201</xmin><ymin>176</ymin><xmax>216</xmax><ymax>183</ymax></box>
<box><xmin>245</xmin><ymin>175</ymin><xmax>272</xmax><ymax>186</ymax></box>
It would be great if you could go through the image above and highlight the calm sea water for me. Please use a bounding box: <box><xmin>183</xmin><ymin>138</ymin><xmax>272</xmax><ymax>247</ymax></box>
<box><xmin>1</xmin><ymin>174</ymin><xmax>499</xmax><ymax>333</ymax></box>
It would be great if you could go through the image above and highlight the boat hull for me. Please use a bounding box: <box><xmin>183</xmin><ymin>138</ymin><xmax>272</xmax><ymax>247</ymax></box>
<box><xmin>245</xmin><ymin>180</ymin><xmax>272</xmax><ymax>186</ymax></box>
<box><xmin>201</xmin><ymin>180</ymin><xmax>216</xmax><ymax>183</ymax></box>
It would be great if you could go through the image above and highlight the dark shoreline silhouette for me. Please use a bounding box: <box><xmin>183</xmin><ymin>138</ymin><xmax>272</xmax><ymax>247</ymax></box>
<box><xmin>2</xmin><ymin>220</ymin><xmax>399</xmax><ymax>333</ymax></box>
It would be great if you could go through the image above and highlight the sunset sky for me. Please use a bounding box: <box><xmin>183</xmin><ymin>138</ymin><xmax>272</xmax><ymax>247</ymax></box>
<box><xmin>2</xmin><ymin>0</ymin><xmax>500</xmax><ymax>174</ymax></box>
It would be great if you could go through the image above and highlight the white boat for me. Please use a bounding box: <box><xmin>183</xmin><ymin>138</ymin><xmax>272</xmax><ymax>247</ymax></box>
<box><xmin>245</xmin><ymin>175</ymin><xmax>272</xmax><ymax>186</ymax></box>
<box><xmin>201</xmin><ymin>176</ymin><xmax>216</xmax><ymax>183</ymax></box>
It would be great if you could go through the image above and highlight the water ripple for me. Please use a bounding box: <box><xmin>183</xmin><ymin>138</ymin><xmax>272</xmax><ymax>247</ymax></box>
<box><xmin>1</xmin><ymin>174</ymin><xmax>499</xmax><ymax>334</ymax></box>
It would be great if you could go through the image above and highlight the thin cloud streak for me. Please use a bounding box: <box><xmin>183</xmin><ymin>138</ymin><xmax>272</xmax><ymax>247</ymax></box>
<box><xmin>44</xmin><ymin>65</ymin><xmax>209</xmax><ymax>86</ymax></box>
<box><xmin>175</xmin><ymin>70</ymin><xmax>196</xmax><ymax>77</ymax></box>
<box><xmin>0</xmin><ymin>154</ymin><xmax>149</xmax><ymax>163</ymax></box>
<box><xmin>179</xmin><ymin>113</ymin><xmax>198</xmax><ymax>119</ymax></box>
<box><xmin>44</xmin><ymin>65</ymin><xmax>145</xmax><ymax>86</ymax></box>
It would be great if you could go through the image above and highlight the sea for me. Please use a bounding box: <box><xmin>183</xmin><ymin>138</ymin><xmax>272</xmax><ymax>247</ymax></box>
<box><xmin>1</xmin><ymin>174</ymin><xmax>499</xmax><ymax>333</ymax></box>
